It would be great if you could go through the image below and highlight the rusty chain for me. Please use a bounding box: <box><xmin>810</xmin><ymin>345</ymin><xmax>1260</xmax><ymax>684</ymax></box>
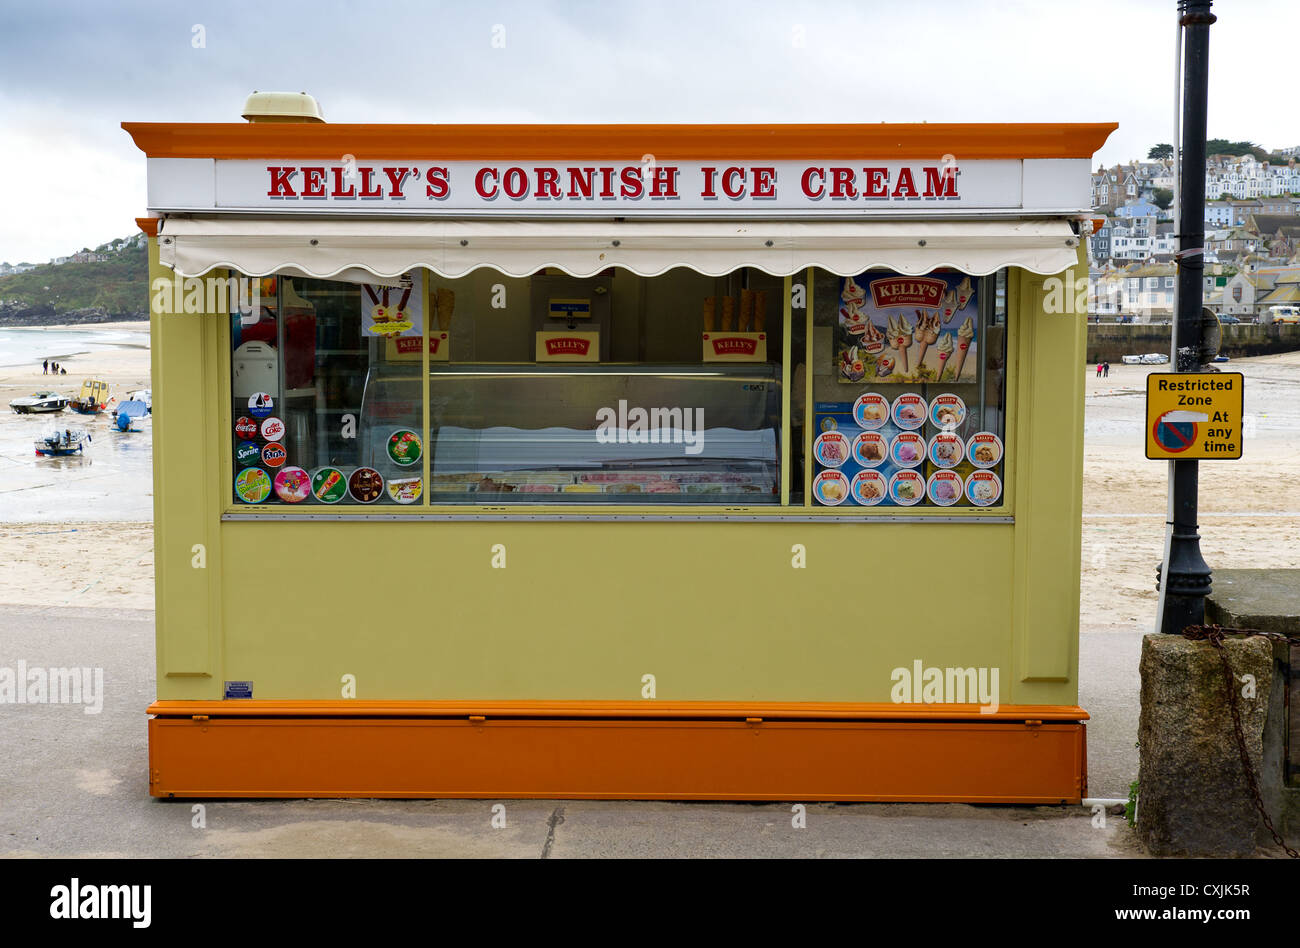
<box><xmin>1179</xmin><ymin>623</ymin><xmax>1298</xmax><ymax>858</ymax></box>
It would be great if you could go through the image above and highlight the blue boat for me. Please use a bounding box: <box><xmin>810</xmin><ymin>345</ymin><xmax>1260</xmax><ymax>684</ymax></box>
<box><xmin>35</xmin><ymin>428</ymin><xmax>91</xmax><ymax>456</ymax></box>
<box><xmin>115</xmin><ymin>399</ymin><xmax>150</xmax><ymax>432</ymax></box>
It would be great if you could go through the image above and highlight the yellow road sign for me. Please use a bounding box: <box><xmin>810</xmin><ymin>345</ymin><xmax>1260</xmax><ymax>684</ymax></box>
<box><xmin>1145</xmin><ymin>372</ymin><xmax>1243</xmax><ymax>460</ymax></box>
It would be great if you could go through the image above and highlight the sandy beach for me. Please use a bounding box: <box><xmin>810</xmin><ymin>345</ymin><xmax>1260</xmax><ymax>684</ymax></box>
<box><xmin>0</xmin><ymin>331</ymin><xmax>1297</xmax><ymax>621</ymax></box>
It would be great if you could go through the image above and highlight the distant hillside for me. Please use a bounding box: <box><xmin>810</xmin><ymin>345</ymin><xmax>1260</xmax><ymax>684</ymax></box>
<box><xmin>0</xmin><ymin>235</ymin><xmax>149</xmax><ymax>325</ymax></box>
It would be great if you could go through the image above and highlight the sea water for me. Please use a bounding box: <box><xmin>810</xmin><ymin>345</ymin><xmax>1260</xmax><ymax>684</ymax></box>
<box><xmin>0</xmin><ymin>327</ymin><xmax>148</xmax><ymax>369</ymax></box>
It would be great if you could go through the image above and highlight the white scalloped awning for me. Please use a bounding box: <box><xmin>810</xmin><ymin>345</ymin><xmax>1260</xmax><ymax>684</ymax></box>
<box><xmin>158</xmin><ymin>217</ymin><xmax>1081</xmax><ymax>280</ymax></box>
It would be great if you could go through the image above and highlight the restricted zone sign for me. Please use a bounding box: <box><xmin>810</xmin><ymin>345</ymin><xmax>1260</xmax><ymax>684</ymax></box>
<box><xmin>1145</xmin><ymin>372</ymin><xmax>1243</xmax><ymax>459</ymax></box>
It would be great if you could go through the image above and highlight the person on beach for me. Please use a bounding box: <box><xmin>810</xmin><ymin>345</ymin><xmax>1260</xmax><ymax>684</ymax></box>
<box><xmin>60</xmin><ymin>367</ymin><xmax>66</xmax><ymax>374</ymax></box>
<box><xmin>1103</xmin><ymin>361</ymin><xmax>1110</xmax><ymax>378</ymax></box>
<box><xmin>42</xmin><ymin>359</ymin><xmax>48</xmax><ymax>374</ymax></box>
<box><xmin>1096</xmin><ymin>363</ymin><xmax>1103</xmax><ymax>377</ymax></box>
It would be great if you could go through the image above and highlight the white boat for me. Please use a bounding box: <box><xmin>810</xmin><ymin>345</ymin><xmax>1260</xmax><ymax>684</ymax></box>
<box><xmin>35</xmin><ymin>427</ymin><xmax>91</xmax><ymax>456</ymax></box>
<box><xmin>125</xmin><ymin>389</ymin><xmax>152</xmax><ymax>413</ymax></box>
<box><xmin>10</xmin><ymin>391</ymin><xmax>70</xmax><ymax>414</ymax></box>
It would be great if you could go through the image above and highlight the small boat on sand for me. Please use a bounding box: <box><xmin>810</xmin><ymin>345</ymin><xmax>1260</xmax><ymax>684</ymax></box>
<box><xmin>115</xmin><ymin>399</ymin><xmax>150</xmax><ymax>432</ymax></box>
<box><xmin>10</xmin><ymin>391</ymin><xmax>70</xmax><ymax>414</ymax></box>
<box><xmin>70</xmin><ymin>379</ymin><xmax>111</xmax><ymax>415</ymax></box>
<box><xmin>35</xmin><ymin>427</ymin><xmax>91</xmax><ymax>456</ymax></box>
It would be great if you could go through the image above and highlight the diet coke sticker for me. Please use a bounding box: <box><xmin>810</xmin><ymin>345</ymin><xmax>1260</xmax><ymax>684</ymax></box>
<box><xmin>966</xmin><ymin>470</ymin><xmax>1003</xmax><ymax>506</ymax></box>
<box><xmin>891</xmin><ymin>394</ymin><xmax>928</xmax><ymax>430</ymax></box>
<box><xmin>248</xmin><ymin>392</ymin><xmax>274</xmax><ymax>418</ymax></box>
<box><xmin>852</xmin><ymin>431</ymin><xmax>888</xmax><ymax>468</ymax></box>
<box><xmin>814</xmin><ymin>430</ymin><xmax>850</xmax><ymax>468</ymax></box>
<box><xmin>928</xmin><ymin>432</ymin><xmax>965</xmax><ymax>469</ymax></box>
<box><xmin>235</xmin><ymin>441</ymin><xmax>261</xmax><ymax>467</ymax></box>
<box><xmin>888</xmin><ymin>470</ymin><xmax>925</xmax><ymax>506</ymax></box>
<box><xmin>261</xmin><ymin>442</ymin><xmax>287</xmax><ymax>468</ymax></box>
<box><xmin>927</xmin><ymin>470</ymin><xmax>964</xmax><ymax>507</ymax></box>
<box><xmin>234</xmin><ymin>417</ymin><xmax>259</xmax><ymax>440</ymax></box>
<box><xmin>966</xmin><ymin>432</ymin><xmax>1004</xmax><ymax>469</ymax></box>
<box><xmin>260</xmin><ymin>416</ymin><xmax>285</xmax><ymax>441</ymax></box>
<box><xmin>813</xmin><ymin>470</ymin><xmax>850</xmax><ymax>506</ymax></box>
<box><xmin>890</xmin><ymin>432</ymin><xmax>926</xmax><ymax>468</ymax></box>
<box><xmin>852</xmin><ymin>393</ymin><xmax>890</xmax><ymax>430</ymax></box>
<box><xmin>929</xmin><ymin>394</ymin><xmax>967</xmax><ymax>430</ymax></box>
<box><xmin>850</xmin><ymin>470</ymin><xmax>887</xmax><ymax>506</ymax></box>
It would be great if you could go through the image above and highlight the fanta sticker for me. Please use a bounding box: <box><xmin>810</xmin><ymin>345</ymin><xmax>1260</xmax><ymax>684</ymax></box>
<box><xmin>273</xmin><ymin>466</ymin><xmax>311</xmax><ymax>503</ymax></box>
<box><xmin>814</xmin><ymin>431</ymin><xmax>850</xmax><ymax>468</ymax></box>
<box><xmin>248</xmin><ymin>392</ymin><xmax>274</xmax><ymax>418</ymax></box>
<box><xmin>929</xmin><ymin>394</ymin><xmax>967</xmax><ymax>430</ymax></box>
<box><xmin>891</xmin><ymin>394</ymin><xmax>927</xmax><ymax>430</ymax></box>
<box><xmin>813</xmin><ymin>470</ymin><xmax>850</xmax><ymax>506</ymax></box>
<box><xmin>261</xmin><ymin>442</ymin><xmax>287</xmax><ymax>468</ymax></box>
<box><xmin>888</xmin><ymin>470</ymin><xmax>925</xmax><ymax>506</ymax></box>
<box><xmin>927</xmin><ymin>470</ymin><xmax>964</xmax><ymax>507</ymax></box>
<box><xmin>928</xmin><ymin>432</ymin><xmax>965</xmax><ymax>469</ymax></box>
<box><xmin>234</xmin><ymin>467</ymin><xmax>271</xmax><ymax>504</ymax></box>
<box><xmin>967</xmin><ymin>432</ymin><xmax>1004</xmax><ymax>469</ymax></box>
<box><xmin>850</xmin><ymin>470</ymin><xmax>887</xmax><ymax>506</ymax></box>
<box><xmin>311</xmin><ymin>467</ymin><xmax>347</xmax><ymax>504</ymax></box>
<box><xmin>852</xmin><ymin>393</ymin><xmax>890</xmax><ymax>430</ymax></box>
<box><xmin>260</xmin><ymin>416</ymin><xmax>285</xmax><ymax>441</ymax></box>
<box><xmin>966</xmin><ymin>470</ymin><xmax>1003</xmax><ymax>507</ymax></box>
<box><xmin>235</xmin><ymin>441</ymin><xmax>261</xmax><ymax>467</ymax></box>
<box><xmin>387</xmin><ymin>429</ymin><xmax>422</xmax><ymax>466</ymax></box>
<box><xmin>234</xmin><ymin>417</ymin><xmax>259</xmax><ymax>440</ymax></box>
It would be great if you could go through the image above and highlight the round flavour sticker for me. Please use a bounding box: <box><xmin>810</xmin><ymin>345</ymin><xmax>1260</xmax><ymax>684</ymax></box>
<box><xmin>234</xmin><ymin>467</ymin><xmax>271</xmax><ymax>504</ymax></box>
<box><xmin>348</xmin><ymin>467</ymin><xmax>385</xmax><ymax>504</ymax></box>
<box><xmin>928</xmin><ymin>432</ymin><xmax>965</xmax><ymax>468</ymax></box>
<box><xmin>891</xmin><ymin>394</ymin><xmax>928</xmax><ymax>430</ymax></box>
<box><xmin>966</xmin><ymin>470</ymin><xmax>1003</xmax><ymax>506</ymax></box>
<box><xmin>311</xmin><ymin>467</ymin><xmax>347</xmax><ymax>504</ymax></box>
<box><xmin>850</xmin><ymin>470</ymin><xmax>887</xmax><ymax>506</ymax></box>
<box><xmin>813</xmin><ymin>470</ymin><xmax>850</xmax><ymax>506</ymax></box>
<box><xmin>260</xmin><ymin>416</ymin><xmax>285</xmax><ymax>441</ymax></box>
<box><xmin>261</xmin><ymin>442</ymin><xmax>287</xmax><ymax>468</ymax></box>
<box><xmin>235</xmin><ymin>441</ymin><xmax>261</xmax><ymax>467</ymax></box>
<box><xmin>929</xmin><ymin>394</ymin><xmax>967</xmax><ymax>430</ymax></box>
<box><xmin>234</xmin><ymin>417</ymin><xmax>259</xmax><ymax>440</ymax></box>
<box><xmin>890</xmin><ymin>432</ymin><xmax>926</xmax><ymax>468</ymax></box>
<box><xmin>814</xmin><ymin>431</ymin><xmax>850</xmax><ymax>468</ymax></box>
<box><xmin>927</xmin><ymin>470</ymin><xmax>964</xmax><ymax>507</ymax></box>
<box><xmin>387</xmin><ymin>477</ymin><xmax>423</xmax><ymax>504</ymax></box>
<box><xmin>888</xmin><ymin>470</ymin><xmax>925</xmax><ymax>506</ymax></box>
<box><xmin>966</xmin><ymin>432</ymin><xmax>1004</xmax><ymax>469</ymax></box>
<box><xmin>387</xmin><ymin>429</ymin><xmax>423</xmax><ymax>466</ymax></box>
<box><xmin>852</xmin><ymin>393</ymin><xmax>891</xmax><ymax>430</ymax></box>
<box><xmin>248</xmin><ymin>392</ymin><xmax>274</xmax><ymax>418</ymax></box>
<box><xmin>852</xmin><ymin>431</ymin><xmax>889</xmax><ymax>468</ymax></box>
<box><xmin>273</xmin><ymin>466</ymin><xmax>310</xmax><ymax>504</ymax></box>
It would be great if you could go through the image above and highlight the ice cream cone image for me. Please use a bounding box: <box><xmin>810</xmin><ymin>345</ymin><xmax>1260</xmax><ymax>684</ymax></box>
<box><xmin>950</xmin><ymin>317</ymin><xmax>975</xmax><ymax>379</ymax></box>
<box><xmin>862</xmin><ymin>318</ymin><xmax>885</xmax><ymax>354</ymax></box>
<box><xmin>754</xmin><ymin>290</ymin><xmax>767</xmax><ymax>332</ymax></box>
<box><xmin>436</xmin><ymin>287</ymin><xmax>455</xmax><ymax>331</ymax></box>
<box><xmin>891</xmin><ymin>312</ymin><xmax>914</xmax><ymax>375</ymax></box>
<box><xmin>914</xmin><ymin>309</ymin><xmax>940</xmax><ymax>369</ymax></box>
<box><xmin>721</xmin><ymin>296</ymin><xmax>735</xmax><ymax>331</ymax></box>
<box><xmin>739</xmin><ymin>289</ymin><xmax>755</xmax><ymax>331</ymax></box>
<box><xmin>936</xmin><ymin>332</ymin><xmax>954</xmax><ymax>379</ymax></box>
<box><xmin>956</xmin><ymin>276</ymin><xmax>973</xmax><ymax>310</ymax></box>
<box><xmin>940</xmin><ymin>290</ymin><xmax>958</xmax><ymax>323</ymax></box>
<box><xmin>842</xmin><ymin>276</ymin><xmax>866</xmax><ymax>306</ymax></box>
<box><xmin>702</xmin><ymin>296</ymin><xmax>717</xmax><ymax>331</ymax></box>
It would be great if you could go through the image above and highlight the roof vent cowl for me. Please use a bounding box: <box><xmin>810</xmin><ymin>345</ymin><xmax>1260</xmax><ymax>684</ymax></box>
<box><xmin>241</xmin><ymin>91</ymin><xmax>324</xmax><ymax>124</ymax></box>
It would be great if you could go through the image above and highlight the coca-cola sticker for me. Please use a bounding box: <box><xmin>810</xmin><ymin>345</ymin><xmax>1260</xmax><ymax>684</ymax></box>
<box><xmin>234</xmin><ymin>417</ymin><xmax>259</xmax><ymax>440</ymax></box>
<box><xmin>260</xmin><ymin>416</ymin><xmax>285</xmax><ymax>442</ymax></box>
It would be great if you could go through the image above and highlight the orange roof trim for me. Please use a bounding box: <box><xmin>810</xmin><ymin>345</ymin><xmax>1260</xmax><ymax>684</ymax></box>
<box><xmin>135</xmin><ymin>217</ymin><xmax>159</xmax><ymax>237</ymax></box>
<box><xmin>123</xmin><ymin>122</ymin><xmax>1117</xmax><ymax>161</ymax></box>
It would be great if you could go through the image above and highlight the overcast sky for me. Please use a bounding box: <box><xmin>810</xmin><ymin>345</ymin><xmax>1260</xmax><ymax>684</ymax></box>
<box><xmin>0</xmin><ymin>0</ymin><xmax>1295</xmax><ymax>263</ymax></box>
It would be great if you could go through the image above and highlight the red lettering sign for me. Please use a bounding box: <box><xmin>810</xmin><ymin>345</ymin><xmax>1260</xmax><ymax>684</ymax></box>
<box><xmin>545</xmin><ymin>337</ymin><xmax>591</xmax><ymax>356</ymax></box>
<box><xmin>869</xmin><ymin>277</ymin><xmax>947</xmax><ymax>308</ymax></box>
<box><xmin>709</xmin><ymin>336</ymin><xmax>759</xmax><ymax>355</ymax></box>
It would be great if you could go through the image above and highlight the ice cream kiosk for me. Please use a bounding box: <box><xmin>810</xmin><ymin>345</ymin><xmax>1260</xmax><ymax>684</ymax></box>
<box><xmin>126</xmin><ymin>96</ymin><xmax>1115</xmax><ymax>802</ymax></box>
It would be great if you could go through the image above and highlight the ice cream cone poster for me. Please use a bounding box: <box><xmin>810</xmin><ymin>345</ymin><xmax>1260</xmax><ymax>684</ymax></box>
<box><xmin>836</xmin><ymin>271</ymin><xmax>978</xmax><ymax>384</ymax></box>
<box><xmin>361</xmin><ymin>271</ymin><xmax>424</xmax><ymax>339</ymax></box>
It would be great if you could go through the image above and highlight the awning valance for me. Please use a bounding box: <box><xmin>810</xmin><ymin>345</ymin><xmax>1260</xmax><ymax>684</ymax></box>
<box><xmin>157</xmin><ymin>217</ymin><xmax>1082</xmax><ymax>281</ymax></box>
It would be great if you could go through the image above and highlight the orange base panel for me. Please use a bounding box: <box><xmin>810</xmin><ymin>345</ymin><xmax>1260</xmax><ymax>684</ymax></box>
<box><xmin>148</xmin><ymin>704</ymin><xmax>1087</xmax><ymax>803</ymax></box>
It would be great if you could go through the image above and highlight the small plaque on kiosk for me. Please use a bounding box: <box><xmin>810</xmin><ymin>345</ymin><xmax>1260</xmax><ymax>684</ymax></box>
<box><xmin>536</xmin><ymin>331</ymin><xmax>600</xmax><ymax>362</ymax></box>
<box><xmin>703</xmin><ymin>332</ymin><xmax>767</xmax><ymax>362</ymax></box>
